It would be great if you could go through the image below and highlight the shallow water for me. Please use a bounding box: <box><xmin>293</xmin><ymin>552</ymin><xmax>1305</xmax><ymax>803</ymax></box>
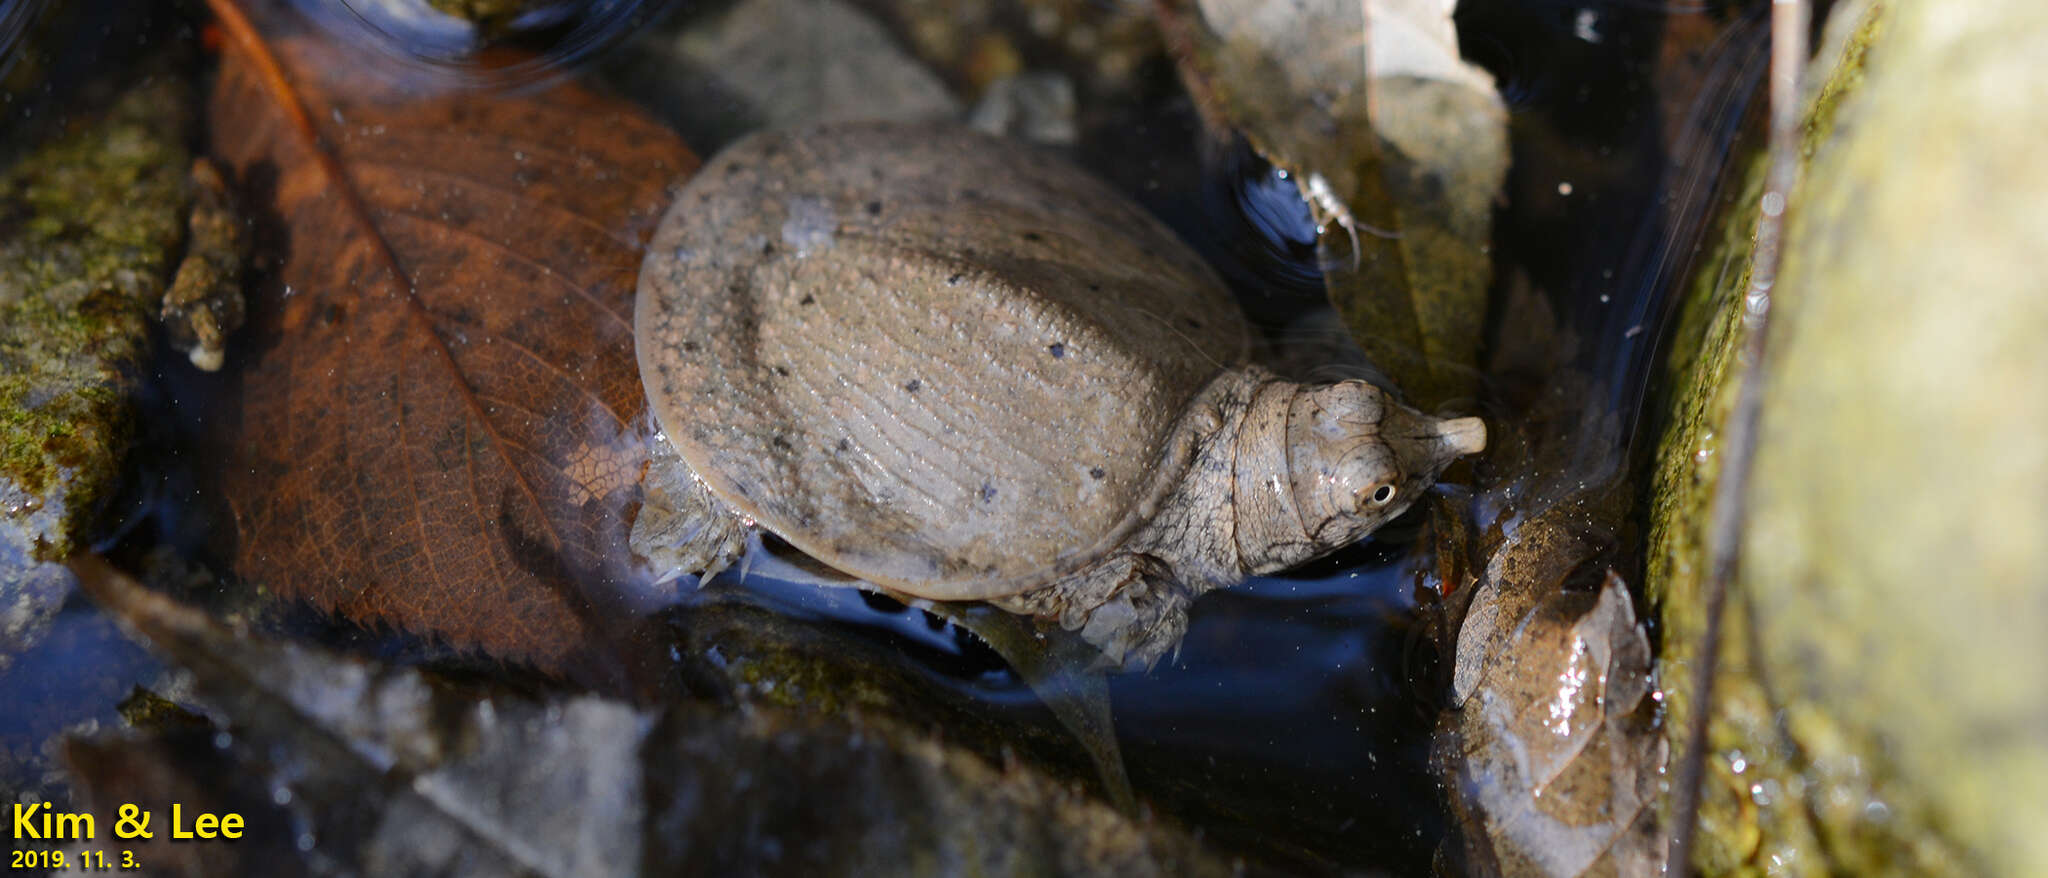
<box><xmin>0</xmin><ymin>0</ymin><xmax>1772</xmax><ymax>871</ymax></box>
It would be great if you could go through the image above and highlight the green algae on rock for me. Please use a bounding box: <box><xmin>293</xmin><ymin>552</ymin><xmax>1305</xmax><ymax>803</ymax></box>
<box><xmin>1647</xmin><ymin>145</ymin><xmax>1815</xmax><ymax>875</ymax></box>
<box><xmin>0</xmin><ymin>61</ymin><xmax>196</xmax><ymax>669</ymax></box>
<box><xmin>1649</xmin><ymin>0</ymin><xmax>2048</xmax><ymax>873</ymax></box>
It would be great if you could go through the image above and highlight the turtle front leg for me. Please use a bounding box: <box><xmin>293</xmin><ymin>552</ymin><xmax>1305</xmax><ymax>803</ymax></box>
<box><xmin>631</xmin><ymin>440</ymin><xmax>750</xmax><ymax>586</ymax></box>
<box><xmin>994</xmin><ymin>554</ymin><xmax>1192</xmax><ymax>671</ymax></box>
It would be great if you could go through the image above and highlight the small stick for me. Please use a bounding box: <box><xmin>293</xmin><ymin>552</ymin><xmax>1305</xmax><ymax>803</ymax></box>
<box><xmin>1668</xmin><ymin>0</ymin><xmax>1809</xmax><ymax>871</ymax></box>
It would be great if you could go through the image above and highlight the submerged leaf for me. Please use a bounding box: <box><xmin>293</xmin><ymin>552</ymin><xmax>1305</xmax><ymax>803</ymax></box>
<box><xmin>1160</xmin><ymin>0</ymin><xmax>1506</xmax><ymax>408</ymax></box>
<box><xmin>198</xmin><ymin>0</ymin><xmax>696</xmax><ymax>667</ymax></box>
<box><xmin>1442</xmin><ymin>563</ymin><xmax>1665</xmax><ymax>877</ymax></box>
<box><xmin>65</xmin><ymin>556</ymin><xmax>1232</xmax><ymax>877</ymax></box>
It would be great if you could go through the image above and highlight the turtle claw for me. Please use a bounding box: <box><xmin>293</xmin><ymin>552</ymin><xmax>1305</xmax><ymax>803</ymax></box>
<box><xmin>694</xmin><ymin>556</ymin><xmax>731</xmax><ymax>589</ymax></box>
<box><xmin>1050</xmin><ymin>554</ymin><xmax>1192</xmax><ymax>672</ymax></box>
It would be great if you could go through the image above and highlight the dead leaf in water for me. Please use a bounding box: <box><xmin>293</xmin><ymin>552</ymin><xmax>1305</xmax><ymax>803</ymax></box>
<box><xmin>1438</xmin><ymin>509</ymin><xmax>1666</xmax><ymax>877</ymax></box>
<box><xmin>65</xmin><ymin>556</ymin><xmax>1232</xmax><ymax>877</ymax></box>
<box><xmin>1158</xmin><ymin>0</ymin><xmax>1506</xmax><ymax>409</ymax></box>
<box><xmin>200</xmin><ymin>0</ymin><xmax>697</xmax><ymax>668</ymax></box>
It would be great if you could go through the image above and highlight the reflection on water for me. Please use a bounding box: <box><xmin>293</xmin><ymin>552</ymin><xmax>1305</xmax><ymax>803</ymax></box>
<box><xmin>0</xmin><ymin>598</ymin><xmax>162</xmax><ymax>801</ymax></box>
<box><xmin>286</xmin><ymin>0</ymin><xmax>676</xmax><ymax>89</ymax></box>
<box><xmin>0</xmin><ymin>0</ymin><xmax>51</xmax><ymax>85</ymax></box>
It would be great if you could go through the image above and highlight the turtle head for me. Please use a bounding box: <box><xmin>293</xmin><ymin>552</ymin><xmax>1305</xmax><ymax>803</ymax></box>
<box><xmin>1281</xmin><ymin>380</ymin><xmax>1486</xmax><ymax>549</ymax></box>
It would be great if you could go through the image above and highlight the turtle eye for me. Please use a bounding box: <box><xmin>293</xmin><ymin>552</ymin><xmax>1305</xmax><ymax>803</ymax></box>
<box><xmin>1371</xmin><ymin>484</ymin><xmax>1396</xmax><ymax>505</ymax></box>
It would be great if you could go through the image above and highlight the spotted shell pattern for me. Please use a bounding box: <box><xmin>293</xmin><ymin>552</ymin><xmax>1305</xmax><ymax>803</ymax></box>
<box><xmin>635</xmin><ymin>122</ymin><xmax>1249</xmax><ymax>599</ymax></box>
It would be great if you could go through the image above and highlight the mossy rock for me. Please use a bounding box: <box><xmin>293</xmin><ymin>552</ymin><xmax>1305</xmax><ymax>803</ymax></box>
<box><xmin>0</xmin><ymin>58</ymin><xmax>195</xmax><ymax>666</ymax></box>
<box><xmin>1649</xmin><ymin>1</ymin><xmax>2048</xmax><ymax>873</ymax></box>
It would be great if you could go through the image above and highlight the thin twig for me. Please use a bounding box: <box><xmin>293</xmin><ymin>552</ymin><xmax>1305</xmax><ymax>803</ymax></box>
<box><xmin>1668</xmin><ymin>0</ymin><xmax>1809</xmax><ymax>871</ymax></box>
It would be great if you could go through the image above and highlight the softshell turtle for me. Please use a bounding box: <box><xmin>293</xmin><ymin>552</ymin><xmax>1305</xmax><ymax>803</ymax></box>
<box><xmin>634</xmin><ymin>121</ymin><xmax>1485</xmax><ymax>667</ymax></box>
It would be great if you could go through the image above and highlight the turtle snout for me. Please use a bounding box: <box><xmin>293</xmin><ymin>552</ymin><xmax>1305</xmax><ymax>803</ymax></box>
<box><xmin>1380</xmin><ymin>408</ymin><xmax>1486</xmax><ymax>482</ymax></box>
<box><xmin>1434</xmin><ymin>416</ymin><xmax>1487</xmax><ymax>458</ymax></box>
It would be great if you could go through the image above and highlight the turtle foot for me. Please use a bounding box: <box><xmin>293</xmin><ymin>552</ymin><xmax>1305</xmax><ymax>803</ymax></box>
<box><xmin>631</xmin><ymin>443</ymin><xmax>751</xmax><ymax>586</ymax></box>
<box><xmin>999</xmin><ymin>554</ymin><xmax>1192</xmax><ymax>672</ymax></box>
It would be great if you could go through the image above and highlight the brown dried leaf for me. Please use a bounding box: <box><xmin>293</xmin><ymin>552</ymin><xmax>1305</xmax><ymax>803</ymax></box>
<box><xmin>1445</xmin><ymin>570</ymin><xmax>1665</xmax><ymax>878</ymax></box>
<box><xmin>201</xmin><ymin>0</ymin><xmax>696</xmax><ymax>667</ymax></box>
<box><xmin>1439</xmin><ymin>505</ymin><xmax>1666</xmax><ymax>877</ymax></box>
